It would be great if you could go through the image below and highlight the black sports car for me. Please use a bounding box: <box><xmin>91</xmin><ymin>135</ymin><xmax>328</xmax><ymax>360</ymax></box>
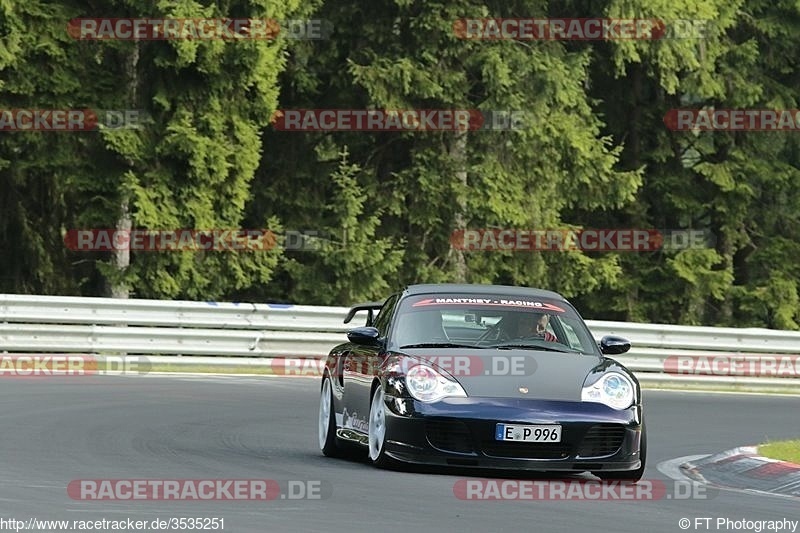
<box><xmin>318</xmin><ymin>284</ymin><xmax>646</xmax><ymax>481</ymax></box>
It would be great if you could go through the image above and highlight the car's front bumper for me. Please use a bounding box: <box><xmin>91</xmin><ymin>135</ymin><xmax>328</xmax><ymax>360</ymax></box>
<box><xmin>382</xmin><ymin>395</ymin><xmax>643</xmax><ymax>472</ymax></box>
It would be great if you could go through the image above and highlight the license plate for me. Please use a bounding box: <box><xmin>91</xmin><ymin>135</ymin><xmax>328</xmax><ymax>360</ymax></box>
<box><xmin>495</xmin><ymin>424</ymin><xmax>562</xmax><ymax>442</ymax></box>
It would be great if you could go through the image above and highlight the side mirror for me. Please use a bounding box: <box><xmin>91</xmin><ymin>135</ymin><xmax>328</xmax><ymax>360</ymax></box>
<box><xmin>599</xmin><ymin>335</ymin><xmax>631</xmax><ymax>355</ymax></box>
<box><xmin>347</xmin><ymin>326</ymin><xmax>382</xmax><ymax>346</ymax></box>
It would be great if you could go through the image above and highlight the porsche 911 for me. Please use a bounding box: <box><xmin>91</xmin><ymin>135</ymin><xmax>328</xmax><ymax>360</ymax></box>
<box><xmin>317</xmin><ymin>284</ymin><xmax>645</xmax><ymax>481</ymax></box>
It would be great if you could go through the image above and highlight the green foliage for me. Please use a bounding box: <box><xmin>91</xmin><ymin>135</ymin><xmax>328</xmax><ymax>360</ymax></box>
<box><xmin>1</xmin><ymin>0</ymin><xmax>305</xmax><ymax>298</ymax></box>
<box><xmin>2</xmin><ymin>0</ymin><xmax>799</xmax><ymax>331</ymax></box>
<box><xmin>574</xmin><ymin>0</ymin><xmax>800</xmax><ymax>328</ymax></box>
<box><xmin>279</xmin><ymin>149</ymin><xmax>404</xmax><ymax>304</ymax></box>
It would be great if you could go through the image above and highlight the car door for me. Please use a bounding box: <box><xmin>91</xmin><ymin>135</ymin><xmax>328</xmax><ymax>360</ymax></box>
<box><xmin>341</xmin><ymin>294</ymin><xmax>399</xmax><ymax>434</ymax></box>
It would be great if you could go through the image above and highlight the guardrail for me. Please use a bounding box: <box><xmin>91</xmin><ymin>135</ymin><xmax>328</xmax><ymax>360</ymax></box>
<box><xmin>2</xmin><ymin>294</ymin><xmax>799</xmax><ymax>389</ymax></box>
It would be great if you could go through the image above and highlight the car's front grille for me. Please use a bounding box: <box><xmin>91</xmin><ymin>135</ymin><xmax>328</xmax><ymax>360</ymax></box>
<box><xmin>481</xmin><ymin>441</ymin><xmax>572</xmax><ymax>459</ymax></box>
<box><xmin>426</xmin><ymin>421</ymin><xmax>627</xmax><ymax>459</ymax></box>
<box><xmin>577</xmin><ymin>424</ymin><xmax>626</xmax><ymax>457</ymax></box>
<box><xmin>426</xmin><ymin>420</ymin><xmax>474</xmax><ymax>453</ymax></box>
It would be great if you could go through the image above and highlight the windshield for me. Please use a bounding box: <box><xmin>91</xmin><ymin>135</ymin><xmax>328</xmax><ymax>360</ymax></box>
<box><xmin>392</xmin><ymin>293</ymin><xmax>599</xmax><ymax>354</ymax></box>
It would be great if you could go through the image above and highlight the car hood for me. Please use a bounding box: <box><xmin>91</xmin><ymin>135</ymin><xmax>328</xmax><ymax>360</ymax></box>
<box><xmin>400</xmin><ymin>348</ymin><xmax>602</xmax><ymax>402</ymax></box>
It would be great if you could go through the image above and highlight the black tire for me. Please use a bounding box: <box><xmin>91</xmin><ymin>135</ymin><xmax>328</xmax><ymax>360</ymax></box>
<box><xmin>593</xmin><ymin>425</ymin><xmax>647</xmax><ymax>483</ymax></box>
<box><xmin>318</xmin><ymin>374</ymin><xmax>344</xmax><ymax>457</ymax></box>
<box><xmin>367</xmin><ymin>384</ymin><xmax>395</xmax><ymax>468</ymax></box>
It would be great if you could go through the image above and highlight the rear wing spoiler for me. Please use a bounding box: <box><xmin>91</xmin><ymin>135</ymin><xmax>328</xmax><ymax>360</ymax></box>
<box><xmin>343</xmin><ymin>301</ymin><xmax>385</xmax><ymax>326</ymax></box>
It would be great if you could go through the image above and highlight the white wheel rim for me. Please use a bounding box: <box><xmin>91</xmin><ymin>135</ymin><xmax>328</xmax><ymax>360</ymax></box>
<box><xmin>318</xmin><ymin>378</ymin><xmax>332</xmax><ymax>450</ymax></box>
<box><xmin>368</xmin><ymin>387</ymin><xmax>386</xmax><ymax>461</ymax></box>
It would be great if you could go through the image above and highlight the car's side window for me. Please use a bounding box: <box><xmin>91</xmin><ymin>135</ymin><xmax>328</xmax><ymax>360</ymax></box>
<box><xmin>372</xmin><ymin>294</ymin><xmax>399</xmax><ymax>337</ymax></box>
<box><xmin>560</xmin><ymin>322</ymin><xmax>583</xmax><ymax>351</ymax></box>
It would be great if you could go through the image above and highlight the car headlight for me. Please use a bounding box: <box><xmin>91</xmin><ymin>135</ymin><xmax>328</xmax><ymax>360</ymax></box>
<box><xmin>581</xmin><ymin>372</ymin><xmax>635</xmax><ymax>410</ymax></box>
<box><xmin>405</xmin><ymin>364</ymin><xmax>467</xmax><ymax>403</ymax></box>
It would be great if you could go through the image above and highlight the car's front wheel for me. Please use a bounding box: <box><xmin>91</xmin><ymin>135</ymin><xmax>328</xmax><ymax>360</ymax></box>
<box><xmin>593</xmin><ymin>426</ymin><xmax>647</xmax><ymax>483</ymax></box>
<box><xmin>318</xmin><ymin>375</ymin><xmax>343</xmax><ymax>457</ymax></box>
<box><xmin>368</xmin><ymin>384</ymin><xmax>393</xmax><ymax>468</ymax></box>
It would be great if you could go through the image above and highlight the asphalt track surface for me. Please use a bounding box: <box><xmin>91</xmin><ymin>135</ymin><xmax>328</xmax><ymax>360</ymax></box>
<box><xmin>0</xmin><ymin>375</ymin><xmax>798</xmax><ymax>533</ymax></box>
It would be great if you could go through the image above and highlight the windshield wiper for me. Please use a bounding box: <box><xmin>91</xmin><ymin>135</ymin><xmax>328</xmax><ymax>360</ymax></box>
<box><xmin>399</xmin><ymin>342</ymin><xmax>486</xmax><ymax>349</ymax></box>
<box><xmin>492</xmin><ymin>343</ymin><xmax>583</xmax><ymax>354</ymax></box>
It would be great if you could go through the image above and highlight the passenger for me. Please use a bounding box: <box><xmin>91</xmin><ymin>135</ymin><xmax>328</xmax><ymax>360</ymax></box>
<box><xmin>512</xmin><ymin>312</ymin><xmax>559</xmax><ymax>342</ymax></box>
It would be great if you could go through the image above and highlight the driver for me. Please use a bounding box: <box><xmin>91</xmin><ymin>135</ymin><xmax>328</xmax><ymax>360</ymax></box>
<box><xmin>512</xmin><ymin>312</ymin><xmax>559</xmax><ymax>342</ymax></box>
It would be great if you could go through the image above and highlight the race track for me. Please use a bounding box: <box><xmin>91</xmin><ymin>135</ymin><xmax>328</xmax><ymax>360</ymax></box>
<box><xmin>0</xmin><ymin>375</ymin><xmax>797</xmax><ymax>532</ymax></box>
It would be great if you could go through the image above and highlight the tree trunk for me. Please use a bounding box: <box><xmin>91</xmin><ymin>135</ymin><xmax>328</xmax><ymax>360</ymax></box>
<box><xmin>108</xmin><ymin>43</ymin><xmax>139</xmax><ymax>298</ymax></box>
<box><xmin>449</xmin><ymin>129</ymin><xmax>468</xmax><ymax>282</ymax></box>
